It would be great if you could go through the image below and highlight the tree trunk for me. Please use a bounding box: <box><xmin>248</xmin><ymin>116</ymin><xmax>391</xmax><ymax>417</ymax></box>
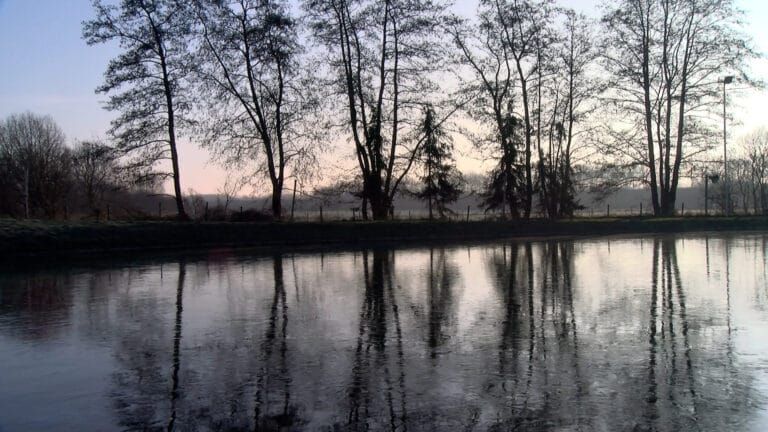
<box><xmin>157</xmin><ymin>34</ymin><xmax>186</xmax><ymax>220</ymax></box>
<box><xmin>272</xmin><ymin>185</ymin><xmax>283</xmax><ymax>220</ymax></box>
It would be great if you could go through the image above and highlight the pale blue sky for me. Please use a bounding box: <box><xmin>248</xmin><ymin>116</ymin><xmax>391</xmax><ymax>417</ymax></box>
<box><xmin>1</xmin><ymin>0</ymin><xmax>766</xmax><ymax>193</ymax></box>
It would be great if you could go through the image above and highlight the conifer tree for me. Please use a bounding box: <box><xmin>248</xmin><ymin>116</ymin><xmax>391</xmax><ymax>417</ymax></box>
<box><xmin>417</xmin><ymin>107</ymin><xmax>463</xmax><ymax>220</ymax></box>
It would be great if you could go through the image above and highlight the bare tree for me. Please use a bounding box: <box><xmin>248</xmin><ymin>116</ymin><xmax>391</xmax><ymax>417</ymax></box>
<box><xmin>447</xmin><ymin>9</ymin><xmax>524</xmax><ymax>218</ymax></box>
<box><xmin>743</xmin><ymin>128</ymin><xmax>768</xmax><ymax>214</ymax></box>
<box><xmin>218</xmin><ymin>173</ymin><xmax>246</xmax><ymax>215</ymax></box>
<box><xmin>537</xmin><ymin>10</ymin><xmax>602</xmax><ymax>218</ymax></box>
<box><xmin>306</xmin><ymin>0</ymin><xmax>453</xmax><ymax>220</ymax></box>
<box><xmin>71</xmin><ymin>140</ymin><xmax>122</xmax><ymax>213</ymax></box>
<box><xmin>449</xmin><ymin>2</ymin><xmax>596</xmax><ymax>219</ymax></box>
<box><xmin>0</xmin><ymin>113</ymin><xmax>72</xmax><ymax>218</ymax></box>
<box><xmin>491</xmin><ymin>0</ymin><xmax>556</xmax><ymax>219</ymax></box>
<box><xmin>727</xmin><ymin>128</ymin><xmax>768</xmax><ymax>214</ymax></box>
<box><xmin>193</xmin><ymin>0</ymin><xmax>319</xmax><ymax>219</ymax></box>
<box><xmin>600</xmin><ymin>0</ymin><xmax>755</xmax><ymax>216</ymax></box>
<box><xmin>83</xmin><ymin>0</ymin><xmax>194</xmax><ymax>219</ymax></box>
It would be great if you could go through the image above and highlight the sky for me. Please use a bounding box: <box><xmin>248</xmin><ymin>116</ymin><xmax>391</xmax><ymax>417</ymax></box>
<box><xmin>1</xmin><ymin>0</ymin><xmax>767</xmax><ymax>194</ymax></box>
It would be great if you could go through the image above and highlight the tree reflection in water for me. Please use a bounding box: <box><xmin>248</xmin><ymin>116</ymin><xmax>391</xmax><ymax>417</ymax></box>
<box><xmin>485</xmin><ymin>241</ymin><xmax>585</xmax><ymax>430</ymax></box>
<box><xmin>253</xmin><ymin>255</ymin><xmax>298</xmax><ymax>430</ymax></box>
<box><xmin>347</xmin><ymin>249</ymin><xmax>408</xmax><ymax>431</ymax></box>
<box><xmin>2</xmin><ymin>236</ymin><xmax>767</xmax><ymax>430</ymax></box>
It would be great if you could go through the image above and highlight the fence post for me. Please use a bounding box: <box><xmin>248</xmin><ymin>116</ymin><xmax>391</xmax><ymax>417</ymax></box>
<box><xmin>158</xmin><ymin>202</ymin><xmax>162</xmax><ymax>219</ymax></box>
<box><xmin>466</xmin><ymin>205</ymin><xmax>471</xmax><ymax>222</ymax></box>
<box><xmin>681</xmin><ymin>202</ymin><xmax>685</xmax><ymax>215</ymax></box>
<box><xmin>607</xmin><ymin>204</ymin><xmax>610</xmax><ymax>218</ymax></box>
<box><xmin>107</xmin><ymin>204</ymin><xmax>110</xmax><ymax>221</ymax></box>
<box><xmin>205</xmin><ymin>202</ymin><xmax>209</xmax><ymax>221</ymax></box>
<box><xmin>290</xmin><ymin>179</ymin><xmax>297</xmax><ymax>221</ymax></box>
<box><xmin>320</xmin><ymin>206</ymin><xmax>323</xmax><ymax>223</ymax></box>
<box><xmin>640</xmin><ymin>202</ymin><xmax>643</xmax><ymax>217</ymax></box>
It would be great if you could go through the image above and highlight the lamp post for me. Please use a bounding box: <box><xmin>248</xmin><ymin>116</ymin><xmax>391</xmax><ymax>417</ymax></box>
<box><xmin>723</xmin><ymin>75</ymin><xmax>734</xmax><ymax>215</ymax></box>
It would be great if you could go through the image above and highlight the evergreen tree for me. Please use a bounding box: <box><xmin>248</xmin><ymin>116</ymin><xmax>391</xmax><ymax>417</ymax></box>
<box><xmin>417</xmin><ymin>107</ymin><xmax>463</xmax><ymax>220</ymax></box>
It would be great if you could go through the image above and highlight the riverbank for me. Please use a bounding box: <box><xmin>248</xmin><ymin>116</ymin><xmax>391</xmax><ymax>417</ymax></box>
<box><xmin>2</xmin><ymin>216</ymin><xmax>768</xmax><ymax>258</ymax></box>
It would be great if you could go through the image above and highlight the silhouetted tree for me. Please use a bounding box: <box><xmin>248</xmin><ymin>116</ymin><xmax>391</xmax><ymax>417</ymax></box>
<box><xmin>447</xmin><ymin>10</ymin><xmax>525</xmax><ymax>218</ymax></box>
<box><xmin>193</xmin><ymin>0</ymin><xmax>319</xmax><ymax>219</ymax></box>
<box><xmin>306</xmin><ymin>0</ymin><xmax>452</xmax><ymax>220</ymax></box>
<box><xmin>71</xmin><ymin>140</ymin><xmax>122</xmax><ymax>213</ymax></box>
<box><xmin>743</xmin><ymin>128</ymin><xmax>768</xmax><ymax>214</ymax></box>
<box><xmin>600</xmin><ymin>0</ymin><xmax>756</xmax><ymax>216</ymax></box>
<box><xmin>0</xmin><ymin>113</ymin><xmax>71</xmax><ymax>218</ymax></box>
<box><xmin>449</xmin><ymin>0</ymin><xmax>557</xmax><ymax>219</ymax></box>
<box><xmin>417</xmin><ymin>106</ymin><xmax>463</xmax><ymax>220</ymax></box>
<box><xmin>491</xmin><ymin>0</ymin><xmax>556</xmax><ymax>219</ymax></box>
<box><xmin>480</xmin><ymin>115</ymin><xmax>526</xmax><ymax>216</ymax></box>
<box><xmin>537</xmin><ymin>10</ymin><xmax>600</xmax><ymax>218</ymax></box>
<box><xmin>83</xmin><ymin>0</ymin><xmax>195</xmax><ymax>219</ymax></box>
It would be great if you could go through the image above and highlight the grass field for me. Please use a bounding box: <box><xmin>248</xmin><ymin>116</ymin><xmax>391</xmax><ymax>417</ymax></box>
<box><xmin>2</xmin><ymin>216</ymin><xmax>768</xmax><ymax>258</ymax></box>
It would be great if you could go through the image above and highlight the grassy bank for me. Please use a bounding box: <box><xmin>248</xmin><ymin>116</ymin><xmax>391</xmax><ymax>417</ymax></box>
<box><xmin>2</xmin><ymin>216</ymin><xmax>768</xmax><ymax>258</ymax></box>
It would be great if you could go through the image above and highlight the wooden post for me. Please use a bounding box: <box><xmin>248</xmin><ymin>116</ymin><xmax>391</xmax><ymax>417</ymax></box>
<box><xmin>205</xmin><ymin>201</ymin><xmax>209</xmax><ymax>221</ymax></box>
<box><xmin>607</xmin><ymin>204</ymin><xmax>610</xmax><ymax>218</ymax></box>
<box><xmin>320</xmin><ymin>206</ymin><xmax>323</xmax><ymax>222</ymax></box>
<box><xmin>640</xmin><ymin>202</ymin><xmax>643</xmax><ymax>217</ymax></box>
<box><xmin>158</xmin><ymin>202</ymin><xmax>162</xmax><ymax>219</ymax></box>
<box><xmin>290</xmin><ymin>179</ymin><xmax>297</xmax><ymax>221</ymax></box>
<box><xmin>107</xmin><ymin>204</ymin><xmax>110</xmax><ymax>221</ymax></box>
<box><xmin>466</xmin><ymin>205</ymin><xmax>471</xmax><ymax>222</ymax></box>
<box><xmin>23</xmin><ymin>167</ymin><xmax>29</xmax><ymax>219</ymax></box>
<box><xmin>705</xmin><ymin>176</ymin><xmax>709</xmax><ymax>216</ymax></box>
<box><xmin>681</xmin><ymin>202</ymin><xmax>685</xmax><ymax>215</ymax></box>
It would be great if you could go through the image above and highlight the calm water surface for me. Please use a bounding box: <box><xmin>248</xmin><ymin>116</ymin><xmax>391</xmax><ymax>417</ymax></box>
<box><xmin>1</xmin><ymin>233</ymin><xmax>768</xmax><ymax>431</ymax></box>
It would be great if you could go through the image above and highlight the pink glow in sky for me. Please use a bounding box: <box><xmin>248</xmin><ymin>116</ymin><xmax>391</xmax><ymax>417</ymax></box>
<box><xmin>1</xmin><ymin>0</ymin><xmax>766</xmax><ymax>195</ymax></box>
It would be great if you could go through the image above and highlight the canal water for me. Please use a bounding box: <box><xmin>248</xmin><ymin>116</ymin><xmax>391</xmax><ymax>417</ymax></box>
<box><xmin>1</xmin><ymin>233</ymin><xmax>767</xmax><ymax>431</ymax></box>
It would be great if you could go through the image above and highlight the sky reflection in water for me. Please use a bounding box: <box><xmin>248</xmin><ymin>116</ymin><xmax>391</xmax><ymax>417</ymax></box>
<box><xmin>1</xmin><ymin>234</ymin><xmax>768</xmax><ymax>431</ymax></box>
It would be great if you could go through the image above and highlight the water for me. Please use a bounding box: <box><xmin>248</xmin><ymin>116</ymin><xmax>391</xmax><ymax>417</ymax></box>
<box><xmin>1</xmin><ymin>233</ymin><xmax>768</xmax><ymax>431</ymax></box>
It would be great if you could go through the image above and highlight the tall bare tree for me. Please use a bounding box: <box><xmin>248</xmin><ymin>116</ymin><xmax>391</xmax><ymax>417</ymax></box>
<box><xmin>306</xmin><ymin>0</ymin><xmax>452</xmax><ymax>220</ymax></box>
<box><xmin>447</xmin><ymin>10</ymin><xmax>524</xmax><ymax>218</ymax></box>
<box><xmin>194</xmin><ymin>0</ymin><xmax>318</xmax><ymax>219</ymax></box>
<box><xmin>492</xmin><ymin>0</ymin><xmax>556</xmax><ymax>219</ymax></box>
<box><xmin>537</xmin><ymin>10</ymin><xmax>602</xmax><ymax>218</ymax></box>
<box><xmin>600</xmin><ymin>0</ymin><xmax>755</xmax><ymax>216</ymax></box>
<box><xmin>84</xmin><ymin>0</ymin><xmax>194</xmax><ymax>219</ymax></box>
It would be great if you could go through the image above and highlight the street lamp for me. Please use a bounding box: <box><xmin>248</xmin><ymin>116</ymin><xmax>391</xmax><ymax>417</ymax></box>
<box><xmin>723</xmin><ymin>75</ymin><xmax>734</xmax><ymax>215</ymax></box>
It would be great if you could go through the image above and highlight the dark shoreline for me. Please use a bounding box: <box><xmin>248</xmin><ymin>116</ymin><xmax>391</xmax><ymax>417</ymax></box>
<box><xmin>2</xmin><ymin>216</ymin><xmax>768</xmax><ymax>260</ymax></box>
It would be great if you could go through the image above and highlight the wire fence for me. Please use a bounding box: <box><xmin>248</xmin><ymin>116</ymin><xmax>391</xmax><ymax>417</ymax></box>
<box><xmin>279</xmin><ymin>202</ymin><xmax>746</xmax><ymax>223</ymax></box>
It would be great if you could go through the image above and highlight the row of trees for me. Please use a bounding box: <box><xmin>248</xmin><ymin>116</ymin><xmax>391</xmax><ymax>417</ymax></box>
<box><xmin>75</xmin><ymin>0</ymin><xmax>755</xmax><ymax>220</ymax></box>
<box><xmin>723</xmin><ymin>128</ymin><xmax>768</xmax><ymax>214</ymax></box>
<box><xmin>0</xmin><ymin>113</ymin><xmax>125</xmax><ymax>218</ymax></box>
